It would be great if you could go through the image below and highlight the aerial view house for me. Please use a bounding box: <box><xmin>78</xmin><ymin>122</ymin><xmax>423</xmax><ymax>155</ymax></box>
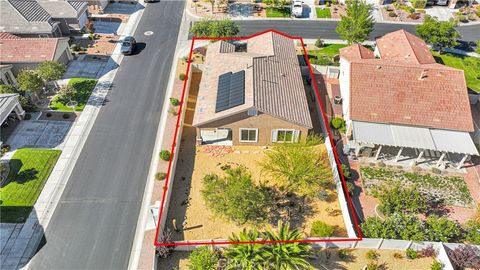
<box><xmin>0</xmin><ymin>33</ymin><xmax>73</xmax><ymax>76</ymax></box>
<box><xmin>193</xmin><ymin>32</ymin><xmax>313</xmax><ymax>145</ymax></box>
<box><xmin>0</xmin><ymin>0</ymin><xmax>88</xmax><ymax>37</ymax></box>
<box><xmin>339</xmin><ymin>30</ymin><xmax>478</xmax><ymax>169</ymax></box>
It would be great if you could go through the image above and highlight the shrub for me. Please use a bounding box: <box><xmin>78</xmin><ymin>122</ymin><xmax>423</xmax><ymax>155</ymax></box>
<box><xmin>159</xmin><ymin>150</ymin><xmax>171</xmax><ymax>161</ymax></box>
<box><xmin>331</xmin><ymin>117</ymin><xmax>346</xmax><ymax>133</ymax></box>
<box><xmin>421</xmin><ymin>245</ymin><xmax>437</xmax><ymax>258</ymax></box>
<box><xmin>315</xmin><ymin>37</ymin><xmax>324</xmax><ymax>48</ymax></box>
<box><xmin>361</xmin><ymin>213</ymin><xmax>426</xmax><ymax>241</ymax></box>
<box><xmin>366</xmin><ymin>261</ymin><xmax>378</xmax><ymax>270</ymax></box>
<box><xmin>188</xmin><ymin>246</ymin><xmax>219</xmax><ymax>270</ymax></box>
<box><xmin>393</xmin><ymin>252</ymin><xmax>403</xmax><ymax>259</ymax></box>
<box><xmin>201</xmin><ymin>167</ymin><xmax>272</xmax><ymax>224</ymax></box>
<box><xmin>0</xmin><ymin>84</ymin><xmax>17</xmax><ymax>94</ymax></box>
<box><xmin>448</xmin><ymin>245</ymin><xmax>480</xmax><ymax>270</ymax></box>
<box><xmin>310</xmin><ymin>220</ymin><xmax>334</xmax><ymax>237</ymax></box>
<box><xmin>346</xmin><ymin>181</ymin><xmax>355</xmax><ymax>195</ymax></box>
<box><xmin>389</xmin><ymin>11</ymin><xmax>397</xmax><ymax>17</ymax></box>
<box><xmin>305</xmin><ymin>134</ymin><xmax>324</xmax><ymax>146</ymax></box>
<box><xmin>410</xmin><ymin>0</ymin><xmax>427</xmax><ymax>9</ymax></box>
<box><xmin>431</xmin><ymin>260</ymin><xmax>442</xmax><ymax>270</ymax></box>
<box><xmin>18</xmin><ymin>96</ymin><xmax>37</xmax><ymax>112</ymax></box>
<box><xmin>190</xmin><ymin>19</ymin><xmax>240</xmax><ymax>38</ymax></box>
<box><xmin>317</xmin><ymin>190</ymin><xmax>329</xmax><ymax>201</ymax></box>
<box><xmin>337</xmin><ymin>248</ymin><xmax>349</xmax><ymax>259</ymax></box>
<box><xmin>457</xmin><ymin>14</ymin><xmax>468</xmax><ymax>23</ymax></box>
<box><xmin>424</xmin><ymin>214</ymin><xmax>462</xmax><ymax>242</ymax></box>
<box><xmin>405</xmin><ymin>249</ymin><xmax>418</xmax><ymax>259</ymax></box>
<box><xmin>372</xmin><ymin>182</ymin><xmax>428</xmax><ymax>215</ymax></box>
<box><xmin>464</xmin><ymin>220</ymin><xmax>480</xmax><ymax>244</ymax></box>
<box><xmin>179</xmin><ymin>73</ymin><xmax>186</xmax><ymax>81</ymax></box>
<box><xmin>340</xmin><ymin>164</ymin><xmax>351</xmax><ymax>179</ymax></box>
<box><xmin>326</xmin><ymin>1</ymin><xmax>330</xmax><ymax>7</ymax></box>
<box><xmin>169</xmin><ymin>97</ymin><xmax>180</xmax><ymax>106</ymax></box>
<box><xmin>408</xmin><ymin>12</ymin><xmax>421</xmax><ymax>20</ymax></box>
<box><xmin>366</xmin><ymin>250</ymin><xmax>379</xmax><ymax>260</ymax></box>
<box><xmin>155</xmin><ymin>172</ymin><xmax>167</xmax><ymax>180</ymax></box>
<box><xmin>17</xmin><ymin>69</ymin><xmax>43</xmax><ymax>95</ymax></box>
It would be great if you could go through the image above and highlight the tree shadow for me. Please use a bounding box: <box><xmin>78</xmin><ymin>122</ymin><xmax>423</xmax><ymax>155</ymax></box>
<box><xmin>1</xmin><ymin>159</ymin><xmax>39</xmax><ymax>187</ymax></box>
<box><xmin>266</xmin><ymin>189</ymin><xmax>314</xmax><ymax>230</ymax></box>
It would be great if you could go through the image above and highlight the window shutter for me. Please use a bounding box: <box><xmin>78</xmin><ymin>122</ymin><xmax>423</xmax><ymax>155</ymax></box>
<box><xmin>271</xmin><ymin>129</ymin><xmax>278</xmax><ymax>142</ymax></box>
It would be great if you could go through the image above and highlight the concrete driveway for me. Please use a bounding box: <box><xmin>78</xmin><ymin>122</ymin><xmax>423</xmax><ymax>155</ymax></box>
<box><xmin>5</xmin><ymin>120</ymin><xmax>72</xmax><ymax>150</ymax></box>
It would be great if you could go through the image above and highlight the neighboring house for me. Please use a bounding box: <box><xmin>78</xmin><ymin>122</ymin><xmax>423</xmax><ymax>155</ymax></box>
<box><xmin>0</xmin><ymin>94</ymin><xmax>25</xmax><ymax>149</ymax></box>
<box><xmin>38</xmin><ymin>0</ymin><xmax>89</xmax><ymax>35</ymax></box>
<box><xmin>339</xmin><ymin>30</ymin><xmax>478</xmax><ymax>169</ymax></box>
<box><xmin>0</xmin><ymin>65</ymin><xmax>17</xmax><ymax>85</ymax></box>
<box><xmin>193</xmin><ymin>32</ymin><xmax>313</xmax><ymax>146</ymax></box>
<box><xmin>0</xmin><ymin>33</ymin><xmax>73</xmax><ymax>76</ymax></box>
<box><xmin>0</xmin><ymin>0</ymin><xmax>88</xmax><ymax>37</ymax></box>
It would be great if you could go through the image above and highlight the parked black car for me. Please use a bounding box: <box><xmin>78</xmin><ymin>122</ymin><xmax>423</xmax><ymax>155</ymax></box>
<box><xmin>121</xmin><ymin>36</ymin><xmax>136</xmax><ymax>55</ymax></box>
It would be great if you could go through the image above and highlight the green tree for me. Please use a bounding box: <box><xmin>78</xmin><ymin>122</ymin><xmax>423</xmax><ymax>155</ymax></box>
<box><xmin>18</xmin><ymin>95</ymin><xmax>37</xmax><ymax>111</ymax></box>
<box><xmin>224</xmin><ymin>229</ymin><xmax>265</xmax><ymax>269</ymax></box>
<box><xmin>37</xmin><ymin>61</ymin><xmax>67</xmax><ymax>81</ymax></box>
<box><xmin>336</xmin><ymin>0</ymin><xmax>375</xmax><ymax>44</ymax></box>
<box><xmin>188</xmin><ymin>246</ymin><xmax>219</xmax><ymax>270</ymax></box>
<box><xmin>17</xmin><ymin>69</ymin><xmax>43</xmax><ymax>95</ymax></box>
<box><xmin>260</xmin><ymin>142</ymin><xmax>332</xmax><ymax>197</ymax></box>
<box><xmin>190</xmin><ymin>19</ymin><xmax>239</xmax><ymax>38</ymax></box>
<box><xmin>201</xmin><ymin>166</ymin><xmax>272</xmax><ymax>224</ymax></box>
<box><xmin>0</xmin><ymin>85</ymin><xmax>18</xmax><ymax>94</ymax></box>
<box><xmin>416</xmin><ymin>15</ymin><xmax>460</xmax><ymax>52</ymax></box>
<box><xmin>373</xmin><ymin>182</ymin><xmax>428</xmax><ymax>215</ymax></box>
<box><xmin>424</xmin><ymin>215</ymin><xmax>462</xmax><ymax>242</ymax></box>
<box><xmin>262</xmin><ymin>221</ymin><xmax>313</xmax><ymax>270</ymax></box>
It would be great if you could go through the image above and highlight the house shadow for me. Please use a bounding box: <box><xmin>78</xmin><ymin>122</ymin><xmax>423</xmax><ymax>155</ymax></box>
<box><xmin>156</xmin><ymin>250</ymin><xmax>189</xmax><ymax>269</ymax></box>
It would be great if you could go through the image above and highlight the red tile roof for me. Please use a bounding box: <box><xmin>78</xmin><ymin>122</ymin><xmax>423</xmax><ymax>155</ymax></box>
<box><xmin>339</xmin><ymin>44</ymin><xmax>375</xmax><ymax>61</ymax></box>
<box><xmin>349</xmin><ymin>61</ymin><xmax>473</xmax><ymax>132</ymax></box>
<box><xmin>375</xmin><ymin>30</ymin><xmax>436</xmax><ymax>65</ymax></box>
<box><xmin>0</xmin><ymin>35</ymin><xmax>60</xmax><ymax>63</ymax></box>
<box><xmin>340</xmin><ymin>30</ymin><xmax>473</xmax><ymax>132</ymax></box>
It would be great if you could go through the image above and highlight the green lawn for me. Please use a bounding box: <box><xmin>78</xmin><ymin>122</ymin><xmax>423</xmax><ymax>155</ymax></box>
<box><xmin>0</xmin><ymin>149</ymin><xmax>61</xmax><ymax>223</ymax></box>
<box><xmin>432</xmin><ymin>51</ymin><xmax>480</xmax><ymax>93</ymax></box>
<box><xmin>50</xmin><ymin>78</ymin><xmax>98</xmax><ymax>111</ymax></box>
<box><xmin>266</xmin><ymin>7</ymin><xmax>290</xmax><ymax>17</ymax></box>
<box><xmin>316</xmin><ymin>7</ymin><xmax>331</xmax><ymax>18</ymax></box>
<box><xmin>307</xmin><ymin>44</ymin><xmax>349</xmax><ymax>66</ymax></box>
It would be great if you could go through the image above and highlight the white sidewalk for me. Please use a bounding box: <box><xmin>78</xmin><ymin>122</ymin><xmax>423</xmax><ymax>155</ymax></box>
<box><xmin>0</xmin><ymin>3</ymin><xmax>146</xmax><ymax>270</ymax></box>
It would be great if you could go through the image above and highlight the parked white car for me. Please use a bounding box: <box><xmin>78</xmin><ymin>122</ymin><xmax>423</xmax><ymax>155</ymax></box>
<box><xmin>291</xmin><ymin>0</ymin><xmax>303</xmax><ymax>18</ymax></box>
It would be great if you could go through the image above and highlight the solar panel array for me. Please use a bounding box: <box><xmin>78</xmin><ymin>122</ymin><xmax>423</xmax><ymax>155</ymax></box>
<box><xmin>9</xmin><ymin>0</ymin><xmax>51</xmax><ymax>22</ymax></box>
<box><xmin>215</xmin><ymin>70</ymin><xmax>245</xmax><ymax>113</ymax></box>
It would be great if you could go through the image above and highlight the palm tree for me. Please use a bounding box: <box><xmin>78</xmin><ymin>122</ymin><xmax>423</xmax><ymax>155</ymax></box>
<box><xmin>224</xmin><ymin>229</ymin><xmax>264</xmax><ymax>270</ymax></box>
<box><xmin>261</xmin><ymin>221</ymin><xmax>313</xmax><ymax>270</ymax></box>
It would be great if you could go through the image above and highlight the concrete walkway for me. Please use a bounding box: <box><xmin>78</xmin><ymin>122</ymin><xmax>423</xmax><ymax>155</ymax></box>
<box><xmin>0</xmin><ymin>2</ymin><xmax>145</xmax><ymax>269</ymax></box>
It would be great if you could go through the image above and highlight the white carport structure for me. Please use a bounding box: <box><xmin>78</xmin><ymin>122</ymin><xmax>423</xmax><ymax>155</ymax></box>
<box><xmin>1</xmin><ymin>94</ymin><xmax>25</xmax><ymax>147</ymax></box>
<box><xmin>352</xmin><ymin>121</ymin><xmax>479</xmax><ymax>169</ymax></box>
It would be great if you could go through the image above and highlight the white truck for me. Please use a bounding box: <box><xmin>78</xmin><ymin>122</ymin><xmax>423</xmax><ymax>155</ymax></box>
<box><xmin>291</xmin><ymin>0</ymin><xmax>303</xmax><ymax>18</ymax></box>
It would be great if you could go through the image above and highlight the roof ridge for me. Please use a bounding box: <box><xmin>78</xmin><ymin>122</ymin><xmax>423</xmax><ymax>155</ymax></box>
<box><xmin>402</xmin><ymin>30</ymin><xmax>422</xmax><ymax>64</ymax></box>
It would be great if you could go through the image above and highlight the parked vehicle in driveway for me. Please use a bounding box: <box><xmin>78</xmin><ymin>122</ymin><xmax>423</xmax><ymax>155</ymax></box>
<box><xmin>121</xmin><ymin>36</ymin><xmax>136</xmax><ymax>55</ymax></box>
<box><xmin>291</xmin><ymin>0</ymin><xmax>303</xmax><ymax>18</ymax></box>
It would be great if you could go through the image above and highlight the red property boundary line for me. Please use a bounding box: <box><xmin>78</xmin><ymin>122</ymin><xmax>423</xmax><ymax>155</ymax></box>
<box><xmin>154</xmin><ymin>29</ymin><xmax>363</xmax><ymax>247</ymax></box>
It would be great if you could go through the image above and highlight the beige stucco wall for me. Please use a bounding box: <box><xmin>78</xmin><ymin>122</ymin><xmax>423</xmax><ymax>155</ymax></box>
<box><xmin>196</xmin><ymin>111</ymin><xmax>310</xmax><ymax>145</ymax></box>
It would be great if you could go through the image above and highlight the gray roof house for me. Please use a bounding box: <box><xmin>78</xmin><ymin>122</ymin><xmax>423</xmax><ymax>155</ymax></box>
<box><xmin>0</xmin><ymin>0</ymin><xmax>88</xmax><ymax>37</ymax></box>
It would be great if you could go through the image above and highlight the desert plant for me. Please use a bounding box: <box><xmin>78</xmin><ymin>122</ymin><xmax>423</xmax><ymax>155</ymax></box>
<box><xmin>393</xmin><ymin>252</ymin><xmax>403</xmax><ymax>259</ymax></box>
<box><xmin>366</xmin><ymin>250</ymin><xmax>379</xmax><ymax>261</ymax></box>
<box><xmin>169</xmin><ymin>97</ymin><xmax>180</xmax><ymax>106</ymax></box>
<box><xmin>317</xmin><ymin>190</ymin><xmax>329</xmax><ymax>201</ymax></box>
<box><xmin>201</xmin><ymin>167</ymin><xmax>272</xmax><ymax>225</ymax></box>
<box><xmin>224</xmin><ymin>228</ymin><xmax>265</xmax><ymax>268</ymax></box>
<box><xmin>188</xmin><ymin>246</ymin><xmax>219</xmax><ymax>270</ymax></box>
<box><xmin>340</xmin><ymin>164</ymin><xmax>351</xmax><ymax>179</ymax></box>
<box><xmin>262</xmin><ymin>221</ymin><xmax>313</xmax><ymax>270</ymax></box>
<box><xmin>448</xmin><ymin>245</ymin><xmax>480</xmax><ymax>270</ymax></box>
<box><xmin>431</xmin><ymin>260</ymin><xmax>442</xmax><ymax>270</ymax></box>
<box><xmin>156</xmin><ymin>228</ymin><xmax>174</xmax><ymax>258</ymax></box>
<box><xmin>315</xmin><ymin>37</ymin><xmax>324</xmax><ymax>48</ymax></box>
<box><xmin>366</xmin><ymin>261</ymin><xmax>379</xmax><ymax>270</ymax></box>
<box><xmin>310</xmin><ymin>220</ymin><xmax>334</xmax><ymax>237</ymax></box>
<box><xmin>405</xmin><ymin>249</ymin><xmax>418</xmax><ymax>259</ymax></box>
<box><xmin>421</xmin><ymin>245</ymin><xmax>437</xmax><ymax>258</ymax></box>
<box><xmin>159</xmin><ymin>150</ymin><xmax>171</xmax><ymax>161</ymax></box>
<box><xmin>179</xmin><ymin>73</ymin><xmax>186</xmax><ymax>81</ymax></box>
<box><xmin>155</xmin><ymin>172</ymin><xmax>167</xmax><ymax>180</ymax></box>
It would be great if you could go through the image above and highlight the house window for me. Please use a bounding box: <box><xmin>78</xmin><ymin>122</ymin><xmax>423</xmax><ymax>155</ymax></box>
<box><xmin>272</xmin><ymin>129</ymin><xmax>299</xmax><ymax>143</ymax></box>
<box><xmin>239</xmin><ymin>128</ymin><xmax>258</xmax><ymax>142</ymax></box>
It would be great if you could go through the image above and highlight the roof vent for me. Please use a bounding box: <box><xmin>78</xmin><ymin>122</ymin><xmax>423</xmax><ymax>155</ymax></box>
<box><xmin>376</xmin><ymin>65</ymin><xmax>382</xmax><ymax>69</ymax></box>
<box><xmin>419</xmin><ymin>69</ymin><xmax>428</xmax><ymax>80</ymax></box>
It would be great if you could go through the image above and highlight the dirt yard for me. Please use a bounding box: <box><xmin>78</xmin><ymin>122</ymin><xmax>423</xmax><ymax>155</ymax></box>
<box><xmin>166</xmin><ymin>138</ymin><xmax>347</xmax><ymax>241</ymax></box>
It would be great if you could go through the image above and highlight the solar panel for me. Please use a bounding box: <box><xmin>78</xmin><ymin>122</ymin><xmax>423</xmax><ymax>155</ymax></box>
<box><xmin>215</xmin><ymin>70</ymin><xmax>245</xmax><ymax>113</ymax></box>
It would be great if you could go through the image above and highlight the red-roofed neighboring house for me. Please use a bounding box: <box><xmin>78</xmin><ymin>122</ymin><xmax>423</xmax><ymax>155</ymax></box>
<box><xmin>338</xmin><ymin>30</ymin><xmax>477</xmax><ymax>169</ymax></box>
<box><xmin>0</xmin><ymin>33</ymin><xmax>72</xmax><ymax>76</ymax></box>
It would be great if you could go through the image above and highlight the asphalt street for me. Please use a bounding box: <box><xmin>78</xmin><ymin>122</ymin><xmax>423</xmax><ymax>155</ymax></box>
<box><xmin>233</xmin><ymin>21</ymin><xmax>480</xmax><ymax>42</ymax></box>
<box><xmin>29</xmin><ymin>1</ymin><xmax>185</xmax><ymax>269</ymax></box>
